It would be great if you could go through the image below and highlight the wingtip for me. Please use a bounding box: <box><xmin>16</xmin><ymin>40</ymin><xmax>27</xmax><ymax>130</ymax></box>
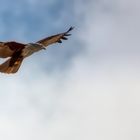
<box><xmin>67</xmin><ymin>26</ymin><xmax>74</xmax><ymax>32</ymax></box>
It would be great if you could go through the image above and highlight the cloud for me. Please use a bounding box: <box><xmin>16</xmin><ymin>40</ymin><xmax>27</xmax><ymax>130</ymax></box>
<box><xmin>0</xmin><ymin>0</ymin><xmax>140</xmax><ymax>140</ymax></box>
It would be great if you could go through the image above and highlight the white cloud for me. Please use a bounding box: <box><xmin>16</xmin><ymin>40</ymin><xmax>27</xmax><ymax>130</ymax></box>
<box><xmin>0</xmin><ymin>0</ymin><xmax>140</xmax><ymax>140</ymax></box>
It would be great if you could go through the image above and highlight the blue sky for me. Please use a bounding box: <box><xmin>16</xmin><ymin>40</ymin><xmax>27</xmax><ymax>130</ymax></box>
<box><xmin>0</xmin><ymin>0</ymin><xmax>140</xmax><ymax>140</ymax></box>
<box><xmin>0</xmin><ymin>0</ymin><xmax>81</xmax><ymax>73</ymax></box>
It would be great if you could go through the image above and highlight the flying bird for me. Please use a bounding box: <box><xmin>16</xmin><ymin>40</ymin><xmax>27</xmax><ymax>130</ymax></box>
<box><xmin>0</xmin><ymin>27</ymin><xmax>74</xmax><ymax>74</ymax></box>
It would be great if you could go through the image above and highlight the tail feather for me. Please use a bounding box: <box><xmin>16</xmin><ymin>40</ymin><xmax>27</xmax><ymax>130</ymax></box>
<box><xmin>0</xmin><ymin>58</ymin><xmax>23</xmax><ymax>74</ymax></box>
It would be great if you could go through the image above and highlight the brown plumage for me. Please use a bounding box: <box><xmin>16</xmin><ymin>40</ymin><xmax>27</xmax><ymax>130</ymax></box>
<box><xmin>0</xmin><ymin>27</ymin><xmax>74</xmax><ymax>74</ymax></box>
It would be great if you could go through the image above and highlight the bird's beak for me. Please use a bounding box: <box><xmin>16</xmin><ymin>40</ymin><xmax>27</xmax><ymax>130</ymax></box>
<box><xmin>42</xmin><ymin>47</ymin><xmax>46</xmax><ymax>50</ymax></box>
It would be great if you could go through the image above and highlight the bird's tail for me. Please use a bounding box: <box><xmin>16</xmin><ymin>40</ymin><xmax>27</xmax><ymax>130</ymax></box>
<box><xmin>0</xmin><ymin>58</ymin><xmax>23</xmax><ymax>74</ymax></box>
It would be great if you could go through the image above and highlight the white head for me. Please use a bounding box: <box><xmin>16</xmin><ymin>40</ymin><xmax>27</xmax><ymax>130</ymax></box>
<box><xmin>27</xmin><ymin>43</ymin><xmax>46</xmax><ymax>52</ymax></box>
<box><xmin>22</xmin><ymin>43</ymin><xmax>46</xmax><ymax>57</ymax></box>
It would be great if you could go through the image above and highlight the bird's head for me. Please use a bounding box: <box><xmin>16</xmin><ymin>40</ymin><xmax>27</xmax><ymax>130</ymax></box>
<box><xmin>27</xmin><ymin>43</ymin><xmax>46</xmax><ymax>52</ymax></box>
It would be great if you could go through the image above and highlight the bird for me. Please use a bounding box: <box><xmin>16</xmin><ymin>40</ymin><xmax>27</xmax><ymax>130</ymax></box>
<box><xmin>0</xmin><ymin>27</ymin><xmax>74</xmax><ymax>74</ymax></box>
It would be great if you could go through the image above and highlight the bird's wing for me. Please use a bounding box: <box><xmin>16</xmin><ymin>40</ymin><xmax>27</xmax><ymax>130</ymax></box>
<box><xmin>0</xmin><ymin>41</ymin><xmax>25</xmax><ymax>58</ymax></box>
<box><xmin>37</xmin><ymin>27</ymin><xmax>74</xmax><ymax>47</ymax></box>
<box><xmin>0</xmin><ymin>57</ymin><xmax>23</xmax><ymax>74</ymax></box>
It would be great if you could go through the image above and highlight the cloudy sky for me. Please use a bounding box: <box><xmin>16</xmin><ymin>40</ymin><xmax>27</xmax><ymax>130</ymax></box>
<box><xmin>0</xmin><ymin>0</ymin><xmax>140</xmax><ymax>140</ymax></box>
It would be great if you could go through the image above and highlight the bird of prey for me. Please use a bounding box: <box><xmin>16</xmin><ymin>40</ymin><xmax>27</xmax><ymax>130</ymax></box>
<box><xmin>0</xmin><ymin>27</ymin><xmax>74</xmax><ymax>74</ymax></box>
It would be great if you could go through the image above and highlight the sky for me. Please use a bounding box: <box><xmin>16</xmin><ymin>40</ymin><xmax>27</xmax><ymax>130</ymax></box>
<box><xmin>0</xmin><ymin>0</ymin><xmax>140</xmax><ymax>140</ymax></box>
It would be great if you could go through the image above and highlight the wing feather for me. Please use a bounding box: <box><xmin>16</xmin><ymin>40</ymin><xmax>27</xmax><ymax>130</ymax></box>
<box><xmin>0</xmin><ymin>42</ymin><xmax>25</xmax><ymax>58</ymax></box>
<box><xmin>0</xmin><ymin>57</ymin><xmax>23</xmax><ymax>74</ymax></box>
<box><xmin>37</xmin><ymin>27</ymin><xmax>74</xmax><ymax>47</ymax></box>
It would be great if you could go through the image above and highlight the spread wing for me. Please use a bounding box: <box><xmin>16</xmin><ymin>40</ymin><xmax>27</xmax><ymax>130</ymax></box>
<box><xmin>0</xmin><ymin>57</ymin><xmax>23</xmax><ymax>74</ymax></box>
<box><xmin>0</xmin><ymin>41</ymin><xmax>25</xmax><ymax>58</ymax></box>
<box><xmin>37</xmin><ymin>27</ymin><xmax>74</xmax><ymax>47</ymax></box>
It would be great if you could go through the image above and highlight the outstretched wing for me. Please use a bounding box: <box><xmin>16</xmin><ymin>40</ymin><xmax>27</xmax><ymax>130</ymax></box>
<box><xmin>0</xmin><ymin>41</ymin><xmax>25</xmax><ymax>58</ymax></box>
<box><xmin>37</xmin><ymin>27</ymin><xmax>74</xmax><ymax>47</ymax></box>
<box><xmin>0</xmin><ymin>57</ymin><xmax>23</xmax><ymax>74</ymax></box>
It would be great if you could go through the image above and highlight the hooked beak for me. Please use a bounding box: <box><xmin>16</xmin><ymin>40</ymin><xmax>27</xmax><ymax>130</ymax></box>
<box><xmin>42</xmin><ymin>46</ymin><xmax>46</xmax><ymax>50</ymax></box>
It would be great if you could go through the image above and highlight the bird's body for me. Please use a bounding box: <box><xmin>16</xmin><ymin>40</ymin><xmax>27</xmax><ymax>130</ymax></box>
<box><xmin>0</xmin><ymin>27</ymin><xmax>74</xmax><ymax>74</ymax></box>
